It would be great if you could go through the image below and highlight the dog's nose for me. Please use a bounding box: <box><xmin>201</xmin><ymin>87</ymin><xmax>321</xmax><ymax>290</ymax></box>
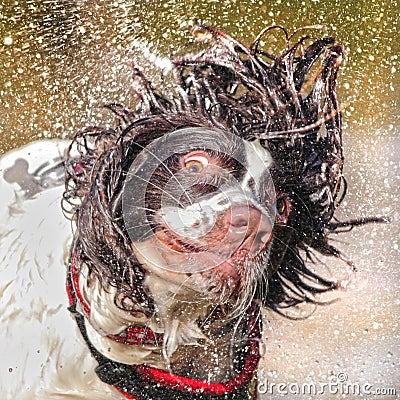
<box><xmin>224</xmin><ymin>205</ymin><xmax>273</xmax><ymax>254</ymax></box>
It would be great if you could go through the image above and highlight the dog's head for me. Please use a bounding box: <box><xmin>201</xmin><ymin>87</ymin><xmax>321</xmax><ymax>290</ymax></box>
<box><xmin>64</xmin><ymin>26</ymin><xmax>349</xmax><ymax>340</ymax></box>
<box><xmin>121</xmin><ymin>125</ymin><xmax>288</xmax><ymax>311</ymax></box>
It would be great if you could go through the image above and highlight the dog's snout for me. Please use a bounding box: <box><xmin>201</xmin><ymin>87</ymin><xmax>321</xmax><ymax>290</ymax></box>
<box><xmin>226</xmin><ymin>206</ymin><xmax>270</xmax><ymax>231</ymax></box>
<box><xmin>230</xmin><ymin>213</ymin><xmax>249</xmax><ymax>229</ymax></box>
<box><xmin>225</xmin><ymin>206</ymin><xmax>273</xmax><ymax>254</ymax></box>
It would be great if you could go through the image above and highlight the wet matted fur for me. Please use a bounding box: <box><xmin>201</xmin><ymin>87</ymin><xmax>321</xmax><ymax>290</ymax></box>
<box><xmin>64</xmin><ymin>26</ymin><xmax>381</xmax><ymax>319</ymax></box>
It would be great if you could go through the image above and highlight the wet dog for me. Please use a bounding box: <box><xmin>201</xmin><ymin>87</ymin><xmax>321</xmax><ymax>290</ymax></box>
<box><xmin>0</xmin><ymin>26</ymin><xmax>379</xmax><ymax>399</ymax></box>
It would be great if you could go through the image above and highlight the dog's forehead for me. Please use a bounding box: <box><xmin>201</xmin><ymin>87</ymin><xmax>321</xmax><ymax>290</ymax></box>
<box><xmin>166</xmin><ymin>127</ymin><xmax>240</xmax><ymax>153</ymax></box>
<box><xmin>243</xmin><ymin>139</ymin><xmax>273</xmax><ymax>186</ymax></box>
<box><xmin>131</xmin><ymin>127</ymin><xmax>272</xmax><ymax>174</ymax></box>
<box><xmin>141</xmin><ymin>127</ymin><xmax>246</xmax><ymax>165</ymax></box>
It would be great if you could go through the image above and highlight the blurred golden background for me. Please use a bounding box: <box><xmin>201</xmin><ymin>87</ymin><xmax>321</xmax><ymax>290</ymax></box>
<box><xmin>0</xmin><ymin>0</ymin><xmax>398</xmax><ymax>152</ymax></box>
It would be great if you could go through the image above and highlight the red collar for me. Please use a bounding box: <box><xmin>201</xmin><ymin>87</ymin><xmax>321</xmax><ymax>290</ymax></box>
<box><xmin>130</xmin><ymin>314</ymin><xmax>260</xmax><ymax>396</ymax></box>
<box><xmin>67</xmin><ymin>249</ymin><xmax>261</xmax><ymax>399</ymax></box>
<box><xmin>67</xmin><ymin>250</ymin><xmax>163</xmax><ymax>346</ymax></box>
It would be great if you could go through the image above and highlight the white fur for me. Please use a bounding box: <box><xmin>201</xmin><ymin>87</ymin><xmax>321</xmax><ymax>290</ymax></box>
<box><xmin>242</xmin><ymin>139</ymin><xmax>273</xmax><ymax>189</ymax></box>
<box><xmin>0</xmin><ymin>141</ymin><xmax>122</xmax><ymax>399</ymax></box>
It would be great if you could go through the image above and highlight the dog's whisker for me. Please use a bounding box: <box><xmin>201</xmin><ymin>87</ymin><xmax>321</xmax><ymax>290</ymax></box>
<box><xmin>125</xmin><ymin>171</ymin><xmax>188</xmax><ymax>209</ymax></box>
<box><xmin>128</xmin><ymin>141</ymin><xmax>196</xmax><ymax>209</ymax></box>
<box><xmin>121</xmin><ymin>204</ymin><xmax>156</xmax><ymax>213</ymax></box>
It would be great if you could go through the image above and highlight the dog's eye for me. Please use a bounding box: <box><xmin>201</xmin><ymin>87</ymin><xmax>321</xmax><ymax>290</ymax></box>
<box><xmin>276</xmin><ymin>198</ymin><xmax>286</xmax><ymax>215</ymax></box>
<box><xmin>275</xmin><ymin>197</ymin><xmax>290</xmax><ymax>223</ymax></box>
<box><xmin>183</xmin><ymin>154</ymin><xmax>209</xmax><ymax>173</ymax></box>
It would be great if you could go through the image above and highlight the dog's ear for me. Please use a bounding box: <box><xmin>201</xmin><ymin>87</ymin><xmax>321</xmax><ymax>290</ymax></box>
<box><xmin>173</xmin><ymin>26</ymin><xmax>345</xmax><ymax>221</ymax></box>
<box><xmin>64</xmin><ymin>125</ymin><xmax>154</xmax><ymax>315</ymax></box>
<box><xmin>63</xmin><ymin>110</ymin><xmax>217</xmax><ymax>316</ymax></box>
<box><xmin>64</xmin><ymin>126</ymin><xmax>119</xmax><ymax>209</ymax></box>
